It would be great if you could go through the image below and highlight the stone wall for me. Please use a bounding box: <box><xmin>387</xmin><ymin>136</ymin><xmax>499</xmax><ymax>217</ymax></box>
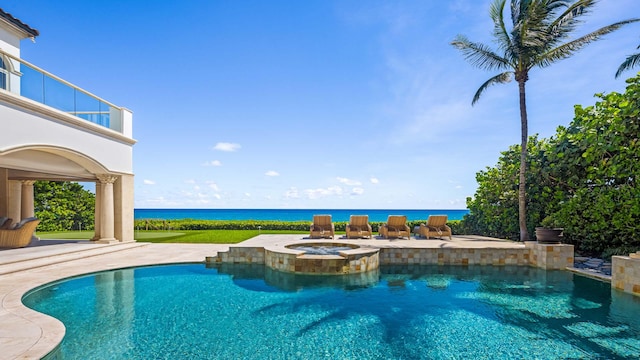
<box><xmin>264</xmin><ymin>247</ymin><xmax>379</xmax><ymax>275</ymax></box>
<box><xmin>207</xmin><ymin>247</ymin><xmax>265</xmax><ymax>264</ymax></box>
<box><xmin>612</xmin><ymin>254</ymin><xmax>640</xmax><ymax>297</ymax></box>
<box><xmin>526</xmin><ymin>242</ymin><xmax>574</xmax><ymax>270</ymax></box>
<box><xmin>379</xmin><ymin>247</ymin><xmax>530</xmax><ymax>266</ymax></box>
<box><xmin>207</xmin><ymin>243</ymin><xmax>576</xmax><ymax>271</ymax></box>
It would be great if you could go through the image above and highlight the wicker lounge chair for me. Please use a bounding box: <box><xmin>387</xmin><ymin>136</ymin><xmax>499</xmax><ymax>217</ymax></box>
<box><xmin>310</xmin><ymin>214</ymin><xmax>334</xmax><ymax>239</ymax></box>
<box><xmin>419</xmin><ymin>215</ymin><xmax>452</xmax><ymax>240</ymax></box>
<box><xmin>0</xmin><ymin>217</ymin><xmax>39</xmax><ymax>248</ymax></box>
<box><xmin>0</xmin><ymin>216</ymin><xmax>12</xmax><ymax>230</ymax></box>
<box><xmin>346</xmin><ymin>215</ymin><xmax>372</xmax><ymax>239</ymax></box>
<box><xmin>379</xmin><ymin>215</ymin><xmax>410</xmax><ymax>239</ymax></box>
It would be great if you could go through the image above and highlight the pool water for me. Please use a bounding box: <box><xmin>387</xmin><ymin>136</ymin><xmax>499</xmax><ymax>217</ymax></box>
<box><xmin>23</xmin><ymin>264</ymin><xmax>640</xmax><ymax>359</ymax></box>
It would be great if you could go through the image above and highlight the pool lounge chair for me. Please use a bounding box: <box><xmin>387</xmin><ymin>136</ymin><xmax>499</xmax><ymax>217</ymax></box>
<box><xmin>419</xmin><ymin>215</ymin><xmax>452</xmax><ymax>240</ymax></box>
<box><xmin>346</xmin><ymin>215</ymin><xmax>372</xmax><ymax>239</ymax></box>
<box><xmin>0</xmin><ymin>216</ymin><xmax>12</xmax><ymax>229</ymax></box>
<box><xmin>0</xmin><ymin>217</ymin><xmax>40</xmax><ymax>248</ymax></box>
<box><xmin>379</xmin><ymin>215</ymin><xmax>410</xmax><ymax>239</ymax></box>
<box><xmin>310</xmin><ymin>214</ymin><xmax>335</xmax><ymax>239</ymax></box>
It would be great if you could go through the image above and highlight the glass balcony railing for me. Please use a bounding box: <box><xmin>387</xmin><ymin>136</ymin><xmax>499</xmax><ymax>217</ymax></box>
<box><xmin>0</xmin><ymin>49</ymin><xmax>122</xmax><ymax>133</ymax></box>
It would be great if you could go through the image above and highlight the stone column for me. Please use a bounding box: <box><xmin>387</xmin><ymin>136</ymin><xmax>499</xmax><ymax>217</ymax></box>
<box><xmin>92</xmin><ymin>182</ymin><xmax>102</xmax><ymax>241</ymax></box>
<box><xmin>0</xmin><ymin>168</ymin><xmax>9</xmax><ymax>217</ymax></box>
<box><xmin>114</xmin><ymin>174</ymin><xmax>135</xmax><ymax>242</ymax></box>
<box><xmin>7</xmin><ymin>180</ymin><xmax>21</xmax><ymax>223</ymax></box>
<box><xmin>96</xmin><ymin>174</ymin><xmax>118</xmax><ymax>242</ymax></box>
<box><xmin>20</xmin><ymin>180</ymin><xmax>36</xmax><ymax>219</ymax></box>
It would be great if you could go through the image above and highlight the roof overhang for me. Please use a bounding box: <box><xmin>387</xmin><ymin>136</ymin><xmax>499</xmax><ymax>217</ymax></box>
<box><xmin>0</xmin><ymin>8</ymin><xmax>40</xmax><ymax>40</ymax></box>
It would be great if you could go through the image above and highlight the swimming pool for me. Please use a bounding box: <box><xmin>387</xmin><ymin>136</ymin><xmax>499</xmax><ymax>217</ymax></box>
<box><xmin>23</xmin><ymin>264</ymin><xmax>640</xmax><ymax>359</ymax></box>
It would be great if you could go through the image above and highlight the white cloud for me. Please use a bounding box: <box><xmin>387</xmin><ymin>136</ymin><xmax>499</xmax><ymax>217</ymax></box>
<box><xmin>184</xmin><ymin>179</ymin><xmax>196</xmax><ymax>184</ymax></box>
<box><xmin>244</xmin><ymin>193</ymin><xmax>251</xmax><ymax>197</ymax></box>
<box><xmin>143</xmin><ymin>179</ymin><xmax>155</xmax><ymax>185</ymax></box>
<box><xmin>214</xmin><ymin>194</ymin><xmax>222</xmax><ymax>200</ymax></box>
<box><xmin>193</xmin><ymin>185</ymin><xmax>201</xmax><ymax>191</ymax></box>
<box><xmin>351</xmin><ymin>187</ymin><xmax>365</xmax><ymax>195</ymax></box>
<box><xmin>213</xmin><ymin>142</ymin><xmax>241</xmax><ymax>152</ymax></box>
<box><xmin>265</xmin><ymin>170</ymin><xmax>280</xmax><ymax>177</ymax></box>
<box><xmin>370</xmin><ymin>177</ymin><xmax>379</xmax><ymax>184</ymax></box>
<box><xmin>203</xmin><ymin>160</ymin><xmax>222</xmax><ymax>166</ymax></box>
<box><xmin>285</xmin><ymin>187</ymin><xmax>300</xmax><ymax>199</ymax></box>
<box><xmin>305</xmin><ymin>186</ymin><xmax>343</xmax><ymax>199</ymax></box>
<box><xmin>207</xmin><ymin>182</ymin><xmax>219</xmax><ymax>191</ymax></box>
<box><xmin>337</xmin><ymin>177</ymin><xmax>361</xmax><ymax>186</ymax></box>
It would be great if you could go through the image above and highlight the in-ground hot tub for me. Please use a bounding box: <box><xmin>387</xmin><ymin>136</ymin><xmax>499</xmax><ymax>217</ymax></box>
<box><xmin>264</xmin><ymin>242</ymin><xmax>379</xmax><ymax>275</ymax></box>
<box><xmin>287</xmin><ymin>243</ymin><xmax>357</xmax><ymax>255</ymax></box>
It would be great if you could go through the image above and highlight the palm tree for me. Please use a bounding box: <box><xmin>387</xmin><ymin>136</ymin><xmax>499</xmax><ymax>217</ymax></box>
<box><xmin>616</xmin><ymin>44</ymin><xmax>640</xmax><ymax>78</ymax></box>
<box><xmin>451</xmin><ymin>0</ymin><xmax>638</xmax><ymax>241</ymax></box>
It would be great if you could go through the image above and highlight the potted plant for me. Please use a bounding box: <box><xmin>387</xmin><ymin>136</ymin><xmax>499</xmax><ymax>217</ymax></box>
<box><xmin>535</xmin><ymin>216</ymin><xmax>563</xmax><ymax>244</ymax></box>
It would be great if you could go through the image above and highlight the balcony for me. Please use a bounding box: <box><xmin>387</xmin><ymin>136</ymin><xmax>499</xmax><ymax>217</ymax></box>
<box><xmin>0</xmin><ymin>47</ymin><xmax>128</xmax><ymax>135</ymax></box>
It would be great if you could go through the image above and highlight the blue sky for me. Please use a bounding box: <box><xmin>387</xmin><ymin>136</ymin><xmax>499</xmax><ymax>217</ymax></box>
<box><xmin>5</xmin><ymin>0</ymin><xmax>640</xmax><ymax>209</ymax></box>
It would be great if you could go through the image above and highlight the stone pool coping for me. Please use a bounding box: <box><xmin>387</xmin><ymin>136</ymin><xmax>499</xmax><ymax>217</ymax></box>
<box><xmin>0</xmin><ymin>234</ymin><xmax>603</xmax><ymax>359</ymax></box>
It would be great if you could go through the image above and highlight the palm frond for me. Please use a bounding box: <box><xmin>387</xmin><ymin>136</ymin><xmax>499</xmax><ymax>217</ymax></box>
<box><xmin>472</xmin><ymin>72</ymin><xmax>513</xmax><ymax>105</ymax></box>
<box><xmin>451</xmin><ymin>35</ymin><xmax>511</xmax><ymax>71</ymax></box>
<box><xmin>616</xmin><ymin>53</ymin><xmax>640</xmax><ymax>78</ymax></box>
<box><xmin>546</xmin><ymin>0</ymin><xmax>595</xmax><ymax>43</ymax></box>
<box><xmin>540</xmin><ymin>18</ymin><xmax>640</xmax><ymax>66</ymax></box>
<box><xmin>491</xmin><ymin>0</ymin><xmax>514</xmax><ymax>53</ymax></box>
<box><xmin>518</xmin><ymin>0</ymin><xmax>566</xmax><ymax>50</ymax></box>
<box><xmin>510</xmin><ymin>0</ymin><xmax>520</xmax><ymax>27</ymax></box>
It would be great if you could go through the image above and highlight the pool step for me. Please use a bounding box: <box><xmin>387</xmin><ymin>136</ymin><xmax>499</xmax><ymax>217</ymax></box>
<box><xmin>0</xmin><ymin>241</ymin><xmax>150</xmax><ymax>275</ymax></box>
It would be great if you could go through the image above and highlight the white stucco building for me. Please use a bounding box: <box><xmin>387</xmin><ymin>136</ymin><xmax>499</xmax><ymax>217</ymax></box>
<box><xmin>0</xmin><ymin>9</ymin><xmax>135</xmax><ymax>242</ymax></box>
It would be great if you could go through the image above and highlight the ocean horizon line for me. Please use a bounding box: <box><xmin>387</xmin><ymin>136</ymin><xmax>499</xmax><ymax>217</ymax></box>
<box><xmin>134</xmin><ymin>207</ymin><xmax>469</xmax><ymax>211</ymax></box>
<box><xmin>134</xmin><ymin>208</ymin><xmax>470</xmax><ymax>222</ymax></box>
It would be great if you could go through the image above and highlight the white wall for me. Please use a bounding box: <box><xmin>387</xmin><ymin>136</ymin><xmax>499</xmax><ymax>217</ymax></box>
<box><xmin>0</xmin><ymin>26</ymin><xmax>21</xmax><ymax>57</ymax></box>
<box><xmin>1</xmin><ymin>98</ymin><xmax>134</xmax><ymax>174</ymax></box>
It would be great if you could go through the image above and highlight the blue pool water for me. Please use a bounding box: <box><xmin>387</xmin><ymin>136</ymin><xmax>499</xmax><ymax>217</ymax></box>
<box><xmin>23</xmin><ymin>265</ymin><xmax>640</xmax><ymax>359</ymax></box>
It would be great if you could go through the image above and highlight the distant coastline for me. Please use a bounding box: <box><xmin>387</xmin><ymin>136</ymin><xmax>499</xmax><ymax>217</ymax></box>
<box><xmin>134</xmin><ymin>209</ymin><xmax>470</xmax><ymax>222</ymax></box>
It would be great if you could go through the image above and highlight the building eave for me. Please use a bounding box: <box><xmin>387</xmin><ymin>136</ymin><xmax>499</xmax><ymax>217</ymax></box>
<box><xmin>0</xmin><ymin>8</ymin><xmax>40</xmax><ymax>39</ymax></box>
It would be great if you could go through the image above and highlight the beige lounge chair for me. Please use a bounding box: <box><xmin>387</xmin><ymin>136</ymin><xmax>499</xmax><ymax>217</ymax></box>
<box><xmin>379</xmin><ymin>215</ymin><xmax>410</xmax><ymax>239</ymax></box>
<box><xmin>309</xmin><ymin>214</ymin><xmax>334</xmax><ymax>239</ymax></box>
<box><xmin>419</xmin><ymin>215</ymin><xmax>452</xmax><ymax>240</ymax></box>
<box><xmin>0</xmin><ymin>218</ymin><xmax>40</xmax><ymax>248</ymax></box>
<box><xmin>346</xmin><ymin>215</ymin><xmax>372</xmax><ymax>239</ymax></box>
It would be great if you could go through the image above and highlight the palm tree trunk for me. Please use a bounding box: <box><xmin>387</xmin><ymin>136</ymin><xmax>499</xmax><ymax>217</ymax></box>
<box><xmin>517</xmin><ymin>79</ymin><xmax>529</xmax><ymax>241</ymax></box>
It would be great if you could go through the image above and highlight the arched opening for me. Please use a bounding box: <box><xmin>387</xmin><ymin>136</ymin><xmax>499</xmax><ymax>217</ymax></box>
<box><xmin>0</xmin><ymin>145</ymin><xmax>131</xmax><ymax>245</ymax></box>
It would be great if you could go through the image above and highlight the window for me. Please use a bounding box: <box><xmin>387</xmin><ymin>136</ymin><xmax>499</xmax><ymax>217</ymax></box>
<box><xmin>0</xmin><ymin>56</ymin><xmax>6</xmax><ymax>90</ymax></box>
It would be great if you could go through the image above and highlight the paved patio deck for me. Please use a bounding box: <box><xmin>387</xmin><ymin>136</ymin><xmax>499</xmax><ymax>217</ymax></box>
<box><xmin>0</xmin><ymin>234</ymin><xmax>522</xmax><ymax>359</ymax></box>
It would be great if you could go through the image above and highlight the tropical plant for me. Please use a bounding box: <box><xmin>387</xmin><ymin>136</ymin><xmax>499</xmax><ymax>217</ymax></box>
<box><xmin>616</xmin><ymin>44</ymin><xmax>640</xmax><ymax>78</ymax></box>
<box><xmin>462</xmin><ymin>136</ymin><xmax>556</xmax><ymax>240</ymax></box>
<box><xmin>463</xmin><ymin>74</ymin><xmax>640</xmax><ymax>257</ymax></box>
<box><xmin>451</xmin><ymin>0</ymin><xmax>638</xmax><ymax>241</ymax></box>
<box><xmin>34</xmin><ymin>181</ymin><xmax>95</xmax><ymax>232</ymax></box>
<box><xmin>546</xmin><ymin>74</ymin><xmax>640</xmax><ymax>257</ymax></box>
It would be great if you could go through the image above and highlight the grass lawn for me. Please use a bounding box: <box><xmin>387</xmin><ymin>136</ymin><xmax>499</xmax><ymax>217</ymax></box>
<box><xmin>38</xmin><ymin>229</ymin><xmax>307</xmax><ymax>244</ymax></box>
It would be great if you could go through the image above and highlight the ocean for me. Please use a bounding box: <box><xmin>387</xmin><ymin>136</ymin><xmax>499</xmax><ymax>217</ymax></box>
<box><xmin>134</xmin><ymin>209</ymin><xmax>469</xmax><ymax>222</ymax></box>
